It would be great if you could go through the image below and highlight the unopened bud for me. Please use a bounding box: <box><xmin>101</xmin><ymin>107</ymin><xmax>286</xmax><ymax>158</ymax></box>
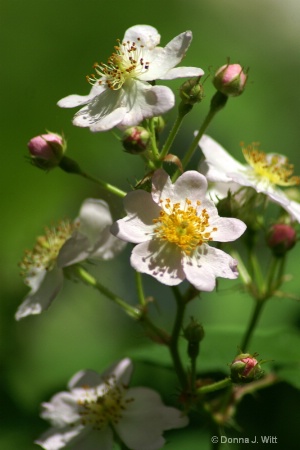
<box><xmin>213</xmin><ymin>63</ymin><xmax>247</xmax><ymax>97</ymax></box>
<box><xmin>180</xmin><ymin>77</ymin><xmax>204</xmax><ymax>105</ymax></box>
<box><xmin>267</xmin><ymin>223</ymin><xmax>297</xmax><ymax>257</ymax></box>
<box><xmin>28</xmin><ymin>132</ymin><xmax>66</xmax><ymax>170</ymax></box>
<box><xmin>230</xmin><ymin>353</ymin><xmax>264</xmax><ymax>383</ymax></box>
<box><xmin>122</xmin><ymin>126</ymin><xmax>151</xmax><ymax>154</ymax></box>
<box><xmin>183</xmin><ymin>317</ymin><xmax>205</xmax><ymax>359</ymax></box>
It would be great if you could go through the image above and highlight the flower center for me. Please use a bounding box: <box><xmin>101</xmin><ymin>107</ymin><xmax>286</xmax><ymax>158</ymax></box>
<box><xmin>153</xmin><ymin>198</ymin><xmax>217</xmax><ymax>255</ymax></box>
<box><xmin>19</xmin><ymin>220</ymin><xmax>77</xmax><ymax>279</ymax></box>
<box><xmin>78</xmin><ymin>375</ymin><xmax>133</xmax><ymax>430</ymax></box>
<box><xmin>242</xmin><ymin>144</ymin><xmax>300</xmax><ymax>186</ymax></box>
<box><xmin>87</xmin><ymin>38</ymin><xmax>150</xmax><ymax>90</ymax></box>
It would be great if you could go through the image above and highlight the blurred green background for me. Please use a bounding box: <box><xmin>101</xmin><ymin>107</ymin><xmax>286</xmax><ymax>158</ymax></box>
<box><xmin>2</xmin><ymin>0</ymin><xmax>300</xmax><ymax>448</ymax></box>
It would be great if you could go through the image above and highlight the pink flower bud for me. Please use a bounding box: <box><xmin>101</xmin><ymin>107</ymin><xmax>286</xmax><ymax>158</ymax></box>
<box><xmin>213</xmin><ymin>63</ymin><xmax>247</xmax><ymax>97</ymax></box>
<box><xmin>267</xmin><ymin>223</ymin><xmax>297</xmax><ymax>257</ymax></box>
<box><xmin>28</xmin><ymin>132</ymin><xmax>65</xmax><ymax>170</ymax></box>
<box><xmin>230</xmin><ymin>353</ymin><xmax>264</xmax><ymax>383</ymax></box>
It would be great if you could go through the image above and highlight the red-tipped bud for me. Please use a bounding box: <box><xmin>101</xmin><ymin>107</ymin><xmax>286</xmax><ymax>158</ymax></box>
<box><xmin>267</xmin><ymin>223</ymin><xmax>297</xmax><ymax>257</ymax></box>
<box><xmin>28</xmin><ymin>132</ymin><xmax>66</xmax><ymax>170</ymax></box>
<box><xmin>122</xmin><ymin>126</ymin><xmax>151</xmax><ymax>154</ymax></box>
<box><xmin>213</xmin><ymin>63</ymin><xmax>247</xmax><ymax>97</ymax></box>
<box><xmin>230</xmin><ymin>353</ymin><xmax>264</xmax><ymax>383</ymax></box>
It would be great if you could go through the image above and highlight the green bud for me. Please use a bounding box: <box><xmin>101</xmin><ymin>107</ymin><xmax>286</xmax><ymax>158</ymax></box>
<box><xmin>183</xmin><ymin>317</ymin><xmax>205</xmax><ymax>359</ymax></box>
<box><xmin>179</xmin><ymin>77</ymin><xmax>204</xmax><ymax>105</ymax></box>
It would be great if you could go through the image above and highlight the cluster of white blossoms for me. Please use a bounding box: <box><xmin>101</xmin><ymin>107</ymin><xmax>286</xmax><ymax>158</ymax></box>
<box><xmin>58</xmin><ymin>25</ymin><xmax>203</xmax><ymax>132</ymax></box>
<box><xmin>19</xmin><ymin>22</ymin><xmax>300</xmax><ymax>450</ymax></box>
<box><xmin>35</xmin><ymin>358</ymin><xmax>188</xmax><ymax>450</ymax></box>
<box><xmin>16</xmin><ymin>199</ymin><xmax>125</xmax><ymax>320</ymax></box>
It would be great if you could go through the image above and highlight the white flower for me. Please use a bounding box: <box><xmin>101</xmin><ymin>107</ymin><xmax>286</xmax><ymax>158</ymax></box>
<box><xmin>35</xmin><ymin>358</ymin><xmax>188</xmax><ymax>450</ymax></box>
<box><xmin>111</xmin><ymin>170</ymin><xmax>246</xmax><ymax>291</ymax></box>
<box><xmin>58</xmin><ymin>24</ymin><xmax>203</xmax><ymax>132</ymax></box>
<box><xmin>16</xmin><ymin>199</ymin><xmax>125</xmax><ymax>320</ymax></box>
<box><xmin>199</xmin><ymin>134</ymin><xmax>300</xmax><ymax>222</ymax></box>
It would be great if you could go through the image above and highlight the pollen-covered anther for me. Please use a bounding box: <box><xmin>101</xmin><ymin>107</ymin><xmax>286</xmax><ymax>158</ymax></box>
<box><xmin>77</xmin><ymin>376</ymin><xmax>133</xmax><ymax>430</ymax></box>
<box><xmin>19</xmin><ymin>220</ymin><xmax>77</xmax><ymax>279</ymax></box>
<box><xmin>86</xmin><ymin>37</ymin><xmax>150</xmax><ymax>90</ymax></box>
<box><xmin>242</xmin><ymin>144</ymin><xmax>300</xmax><ymax>186</ymax></box>
<box><xmin>153</xmin><ymin>198</ymin><xmax>217</xmax><ymax>254</ymax></box>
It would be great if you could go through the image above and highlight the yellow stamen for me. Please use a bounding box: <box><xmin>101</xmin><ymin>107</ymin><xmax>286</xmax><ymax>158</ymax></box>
<box><xmin>19</xmin><ymin>220</ymin><xmax>78</xmax><ymax>280</ymax></box>
<box><xmin>77</xmin><ymin>375</ymin><xmax>133</xmax><ymax>430</ymax></box>
<box><xmin>242</xmin><ymin>143</ymin><xmax>300</xmax><ymax>186</ymax></box>
<box><xmin>87</xmin><ymin>38</ymin><xmax>150</xmax><ymax>90</ymax></box>
<box><xmin>153</xmin><ymin>198</ymin><xmax>217</xmax><ymax>255</ymax></box>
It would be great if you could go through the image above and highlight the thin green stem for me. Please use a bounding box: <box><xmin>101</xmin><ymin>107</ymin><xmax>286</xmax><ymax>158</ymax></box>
<box><xmin>160</xmin><ymin>105</ymin><xmax>191</xmax><ymax>160</ymax></box>
<box><xmin>79</xmin><ymin>171</ymin><xmax>127</xmax><ymax>198</ymax></box>
<box><xmin>148</xmin><ymin>119</ymin><xmax>160</xmax><ymax>161</ymax></box>
<box><xmin>135</xmin><ymin>271</ymin><xmax>146</xmax><ymax>307</ymax></box>
<box><xmin>248</xmin><ymin>251</ymin><xmax>264</xmax><ymax>294</ymax></box>
<box><xmin>197</xmin><ymin>377</ymin><xmax>232</xmax><ymax>395</ymax></box>
<box><xmin>59</xmin><ymin>156</ymin><xmax>127</xmax><ymax>198</ymax></box>
<box><xmin>239</xmin><ymin>299</ymin><xmax>265</xmax><ymax>352</ymax></box>
<box><xmin>72</xmin><ymin>265</ymin><xmax>140</xmax><ymax>319</ymax></box>
<box><xmin>169</xmin><ymin>286</ymin><xmax>188</xmax><ymax>389</ymax></box>
<box><xmin>172</xmin><ymin>91</ymin><xmax>228</xmax><ymax>182</ymax></box>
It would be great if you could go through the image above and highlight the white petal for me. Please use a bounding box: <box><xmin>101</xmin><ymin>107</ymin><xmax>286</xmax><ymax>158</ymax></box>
<box><xmin>141</xmin><ymin>31</ymin><xmax>194</xmax><ymax>80</ymax></box>
<box><xmin>57</xmin><ymin>84</ymin><xmax>104</xmax><ymax>108</ymax></box>
<box><xmin>78</xmin><ymin>199</ymin><xmax>113</xmax><ymax>243</ymax></box>
<box><xmin>111</xmin><ymin>190</ymin><xmax>159</xmax><ymax>244</ymax></box>
<box><xmin>57</xmin><ymin>232</ymin><xmax>90</xmax><ymax>267</ymax></box>
<box><xmin>15</xmin><ymin>268</ymin><xmax>64</xmax><ymax>320</ymax></box>
<box><xmin>199</xmin><ymin>134</ymin><xmax>246</xmax><ymax>183</ymax></box>
<box><xmin>68</xmin><ymin>370</ymin><xmax>103</xmax><ymax>390</ymax></box>
<box><xmin>130</xmin><ymin>240</ymin><xmax>185</xmax><ymax>286</ymax></box>
<box><xmin>69</xmin><ymin>359</ymin><xmax>133</xmax><ymax>390</ymax></box>
<box><xmin>123</xmin><ymin>25</ymin><xmax>161</xmax><ymax>49</ymax></box>
<box><xmin>173</xmin><ymin>170</ymin><xmax>208</xmax><ymax>204</ymax></box>
<box><xmin>35</xmin><ymin>425</ymin><xmax>83</xmax><ymax>450</ymax></box>
<box><xmin>72</xmin><ymin>88</ymin><xmax>127</xmax><ymax>131</ymax></box>
<box><xmin>209</xmin><ymin>216</ymin><xmax>247</xmax><ymax>242</ymax></box>
<box><xmin>89</xmin><ymin>230</ymin><xmax>126</xmax><ymax>260</ymax></box>
<box><xmin>115</xmin><ymin>387</ymin><xmax>188</xmax><ymax>450</ymax></box>
<box><xmin>119</xmin><ymin>82</ymin><xmax>175</xmax><ymax>127</ymax></box>
<box><xmin>40</xmin><ymin>392</ymin><xmax>80</xmax><ymax>426</ymax></box>
<box><xmin>183</xmin><ymin>245</ymin><xmax>239</xmax><ymax>291</ymax></box>
<box><xmin>151</xmin><ymin>169</ymin><xmax>174</xmax><ymax>203</ymax></box>
<box><xmin>160</xmin><ymin>66</ymin><xmax>204</xmax><ymax>80</ymax></box>
<box><xmin>285</xmin><ymin>200</ymin><xmax>300</xmax><ymax>223</ymax></box>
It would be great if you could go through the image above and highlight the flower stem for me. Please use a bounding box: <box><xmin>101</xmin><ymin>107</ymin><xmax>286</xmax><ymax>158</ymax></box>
<box><xmin>160</xmin><ymin>103</ymin><xmax>192</xmax><ymax>160</ymax></box>
<box><xmin>172</xmin><ymin>91</ymin><xmax>228</xmax><ymax>181</ymax></box>
<box><xmin>197</xmin><ymin>377</ymin><xmax>232</xmax><ymax>395</ymax></box>
<box><xmin>239</xmin><ymin>299</ymin><xmax>265</xmax><ymax>351</ymax></box>
<box><xmin>59</xmin><ymin>156</ymin><xmax>127</xmax><ymax>198</ymax></box>
<box><xmin>135</xmin><ymin>271</ymin><xmax>146</xmax><ymax>307</ymax></box>
<box><xmin>169</xmin><ymin>286</ymin><xmax>188</xmax><ymax>389</ymax></box>
<box><xmin>72</xmin><ymin>265</ymin><xmax>140</xmax><ymax>319</ymax></box>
